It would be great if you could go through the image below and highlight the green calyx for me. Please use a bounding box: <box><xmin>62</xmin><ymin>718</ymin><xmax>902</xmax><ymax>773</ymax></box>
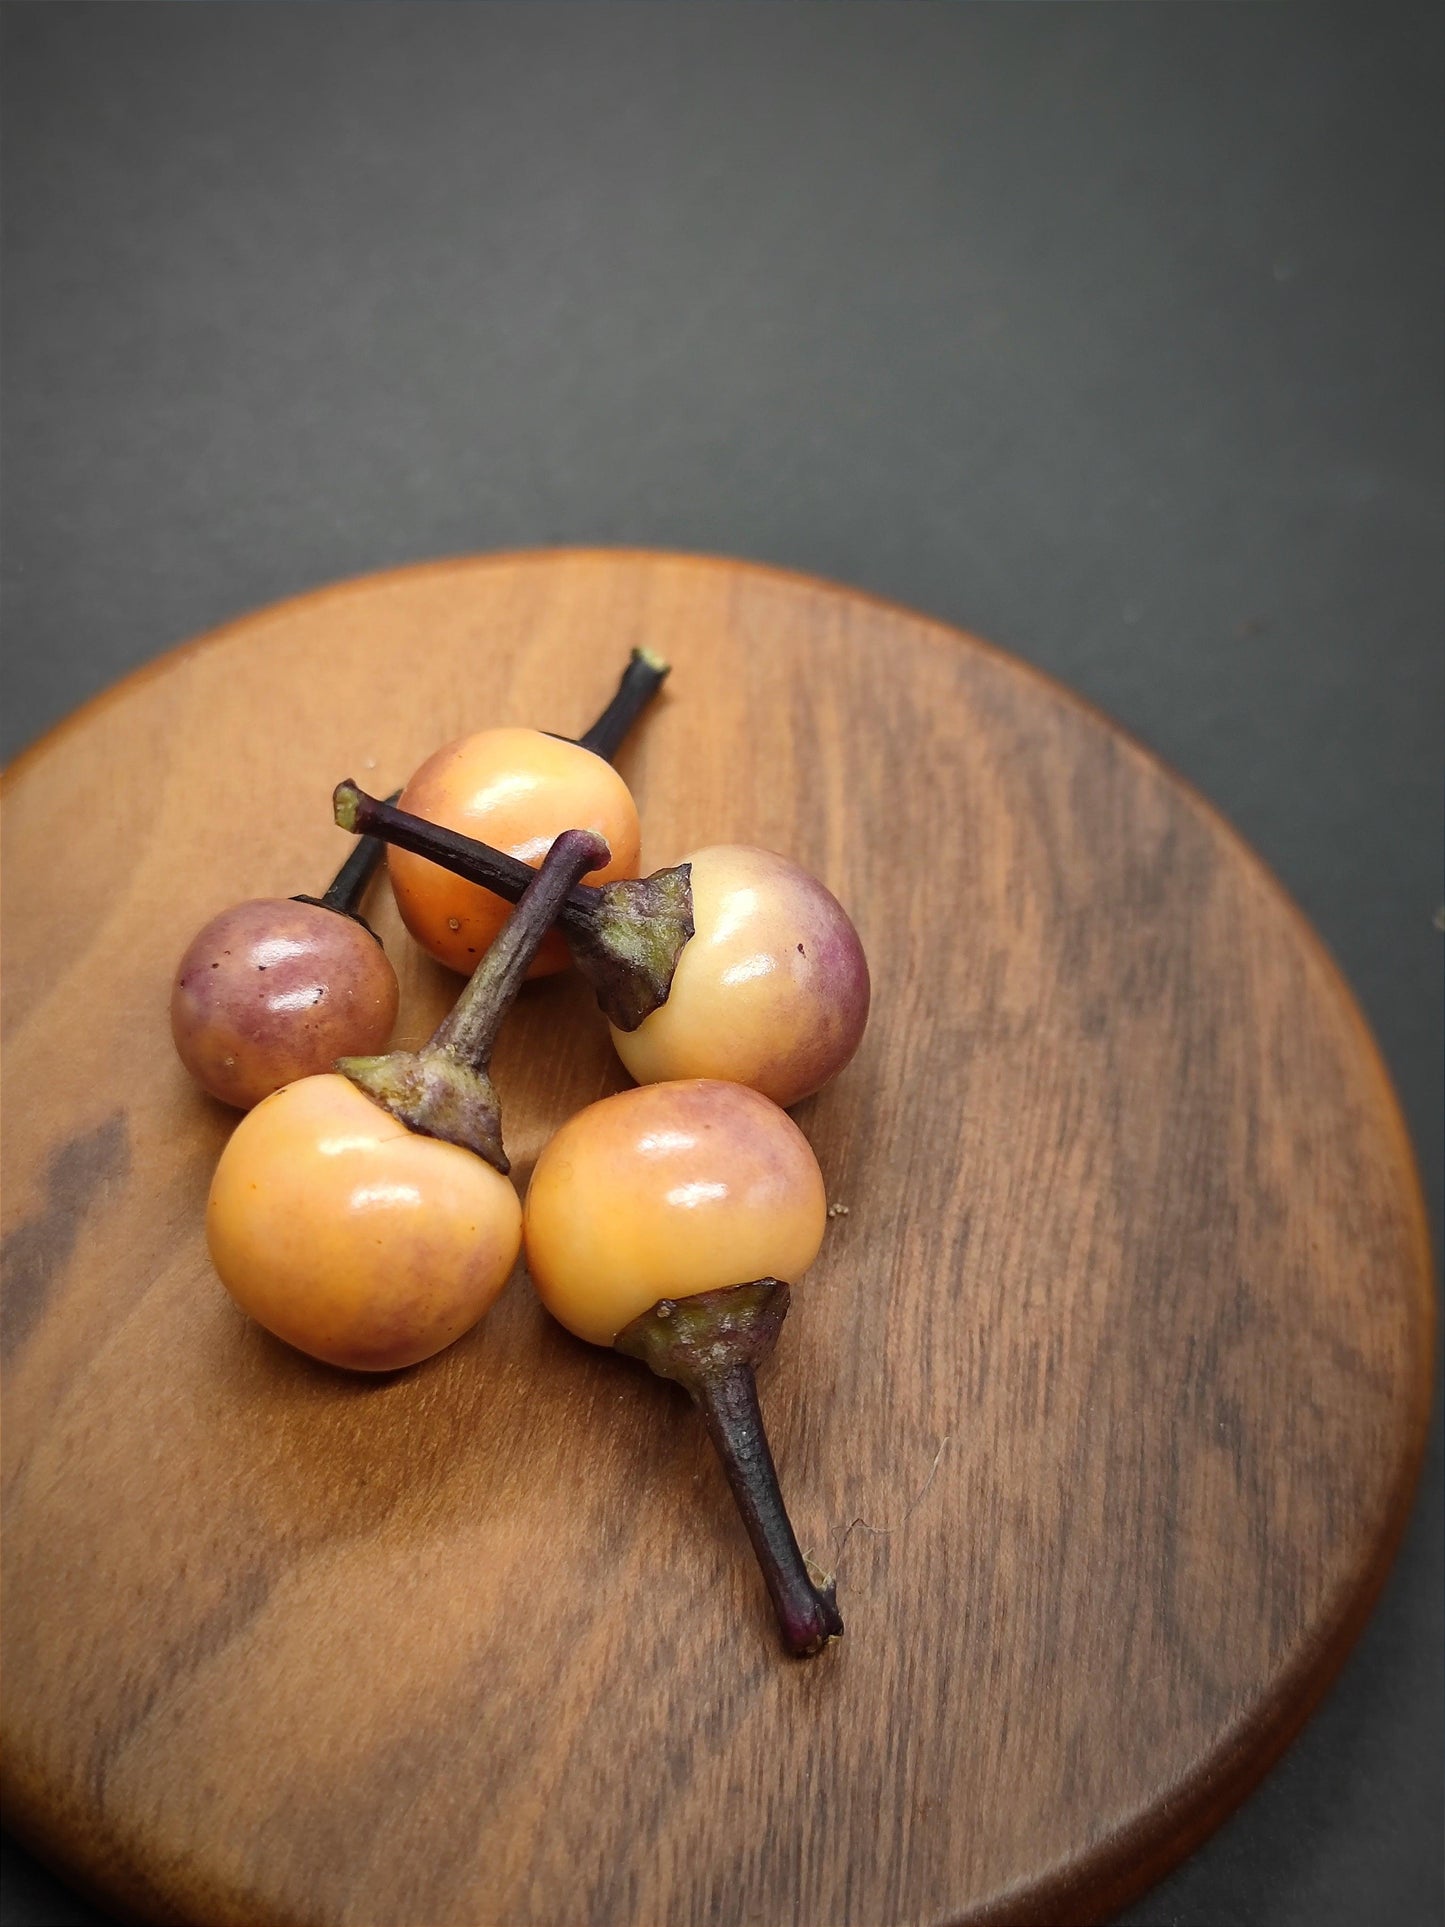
<box><xmin>569</xmin><ymin>862</ymin><xmax>695</xmax><ymax>1032</ymax></box>
<box><xmin>338</xmin><ymin>1050</ymin><xmax>506</xmax><ymax>1172</ymax></box>
<box><xmin>615</xmin><ymin>1277</ymin><xmax>790</xmax><ymax>1388</ymax></box>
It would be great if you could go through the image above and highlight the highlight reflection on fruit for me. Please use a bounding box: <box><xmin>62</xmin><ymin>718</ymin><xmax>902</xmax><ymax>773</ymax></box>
<box><xmin>206</xmin><ymin>1071</ymin><xmax>521</xmax><ymax>1372</ymax></box>
<box><xmin>336</xmin><ymin>786</ymin><xmax>870</xmax><ymax>1107</ymax></box>
<box><xmin>171</xmin><ymin>822</ymin><xmax>398</xmax><ymax>1110</ymax></box>
<box><xmin>388</xmin><ymin>651</ymin><xmax>665</xmax><ymax>976</ymax></box>
<box><xmin>207</xmin><ymin>830</ymin><xmax>609</xmax><ymax>1372</ymax></box>
<box><xmin>607</xmin><ymin>843</ymin><xmax>869</xmax><ymax>1107</ymax></box>
<box><xmin>525</xmin><ymin>1079</ymin><xmax>842</xmax><ymax>1657</ymax></box>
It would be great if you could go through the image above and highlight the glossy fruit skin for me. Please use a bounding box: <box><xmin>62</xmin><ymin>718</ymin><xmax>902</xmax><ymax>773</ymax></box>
<box><xmin>171</xmin><ymin>899</ymin><xmax>399</xmax><ymax>1110</ymax></box>
<box><xmin>609</xmin><ymin>846</ymin><xmax>869</xmax><ymax>1108</ymax></box>
<box><xmin>207</xmin><ymin>1073</ymin><xmax>522</xmax><ymax>1371</ymax></box>
<box><xmin>389</xmin><ymin>727</ymin><xmax>640</xmax><ymax>976</ymax></box>
<box><xmin>524</xmin><ymin>1079</ymin><xmax>827</xmax><ymax>1347</ymax></box>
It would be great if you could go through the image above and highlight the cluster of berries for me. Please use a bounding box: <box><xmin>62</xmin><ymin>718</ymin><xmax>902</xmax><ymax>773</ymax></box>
<box><xmin>171</xmin><ymin>654</ymin><xmax>868</xmax><ymax>1654</ymax></box>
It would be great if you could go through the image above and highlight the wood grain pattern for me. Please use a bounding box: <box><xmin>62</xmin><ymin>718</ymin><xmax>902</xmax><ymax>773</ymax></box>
<box><xmin>0</xmin><ymin>550</ymin><xmax>1433</xmax><ymax>1927</ymax></box>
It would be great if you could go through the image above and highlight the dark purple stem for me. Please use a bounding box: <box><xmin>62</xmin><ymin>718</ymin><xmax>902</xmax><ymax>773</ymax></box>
<box><xmin>333</xmin><ymin>780</ymin><xmax>694</xmax><ymax>1032</ymax></box>
<box><xmin>576</xmin><ymin>649</ymin><xmax>670</xmax><ymax>760</ymax></box>
<box><xmin>428</xmin><ymin>827</ymin><xmax>608</xmax><ymax>1069</ymax></box>
<box><xmin>614</xmin><ymin>1279</ymin><xmax>842</xmax><ymax>1658</ymax></box>
<box><xmin>307</xmin><ymin>790</ymin><xmax>403</xmax><ymax>923</ymax></box>
<box><xmin>337</xmin><ymin>827</ymin><xmax>609</xmax><ymax>1171</ymax></box>
<box><xmin>334</xmin><ymin>782</ymin><xmax>602</xmax><ymax>926</ymax></box>
<box><xmin>693</xmin><ymin>1361</ymin><xmax>845</xmax><ymax>1657</ymax></box>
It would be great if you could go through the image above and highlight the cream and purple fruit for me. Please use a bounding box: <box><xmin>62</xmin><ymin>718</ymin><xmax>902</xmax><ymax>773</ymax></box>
<box><xmin>606</xmin><ymin>845</ymin><xmax>870</xmax><ymax>1108</ymax></box>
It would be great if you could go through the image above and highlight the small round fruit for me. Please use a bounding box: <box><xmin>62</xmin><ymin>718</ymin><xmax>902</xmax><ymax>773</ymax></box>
<box><xmin>524</xmin><ymin>1079</ymin><xmax>827</xmax><ymax>1347</ymax></box>
<box><xmin>608</xmin><ymin>846</ymin><xmax>869</xmax><ymax>1108</ymax></box>
<box><xmin>207</xmin><ymin>1073</ymin><xmax>521</xmax><ymax>1370</ymax></box>
<box><xmin>172</xmin><ymin>899</ymin><xmax>399</xmax><ymax>1110</ymax></box>
<box><xmin>389</xmin><ymin>728</ymin><xmax>641</xmax><ymax>976</ymax></box>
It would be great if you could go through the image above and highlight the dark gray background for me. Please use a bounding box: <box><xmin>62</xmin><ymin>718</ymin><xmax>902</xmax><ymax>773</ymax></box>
<box><xmin>2</xmin><ymin>5</ymin><xmax>1440</xmax><ymax>1924</ymax></box>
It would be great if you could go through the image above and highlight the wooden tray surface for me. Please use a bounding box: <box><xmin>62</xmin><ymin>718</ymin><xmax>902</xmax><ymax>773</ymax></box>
<box><xmin>1</xmin><ymin>551</ymin><xmax>1433</xmax><ymax>1927</ymax></box>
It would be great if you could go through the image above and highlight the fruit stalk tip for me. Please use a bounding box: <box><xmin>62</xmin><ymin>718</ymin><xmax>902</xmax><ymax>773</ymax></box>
<box><xmin>333</xmin><ymin>781</ymin><xmax>361</xmax><ymax>832</ymax></box>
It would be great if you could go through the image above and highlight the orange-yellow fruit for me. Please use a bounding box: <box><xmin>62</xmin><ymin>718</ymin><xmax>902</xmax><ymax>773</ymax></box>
<box><xmin>206</xmin><ymin>1073</ymin><xmax>521</xmax><ymax>1370</ymax></box>
<box><xmin>524</xmin><ymin>1079</ymin><xmax>827</xmax><ymax>1347</ymax></box>
<box><xmin>389</xmin><ymin>728</ymin><xmax>640</xmax><ymax>976</ymax></box>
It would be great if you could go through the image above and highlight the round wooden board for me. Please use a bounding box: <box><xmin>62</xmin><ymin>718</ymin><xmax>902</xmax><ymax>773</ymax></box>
<box><xmin>1</xmin><ymin>551</ymin><xmax>1434</xmax><ymax>1927</ymax></box>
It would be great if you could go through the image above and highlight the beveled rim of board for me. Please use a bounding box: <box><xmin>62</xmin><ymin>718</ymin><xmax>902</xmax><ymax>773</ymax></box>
<box><xmin>1</xmin><ymin>547</ymin><xmax>1435</xmax><ymax>1927</ymax></box>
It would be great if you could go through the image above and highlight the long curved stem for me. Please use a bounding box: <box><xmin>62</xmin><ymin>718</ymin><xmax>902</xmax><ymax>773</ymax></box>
<box><xmin>427</xmin><ymin>827</ymin><xmax>608</xmax><ymax>1068</ymax></box>
<box><xmin>334</xmin><ymin>781</ymin><xmax>693</xmax><ymax>1031</ymax></box>
<box><xmin>615</xmin><ymin>1279</ymin><xmax>842</xmax><ymax>1658</ymax></box>
<box><xmin>334</xmin><ymin>783</ymin><xmax>604</xmax><ymax>924</ymax></box>
<box><xmin>693</xmin><ymin>1360</ymin><xmax>844</xmax><ymax>1657</ymax></box>
<box><xmin>338</xmin><ymin>828</ymin><xmax>609</xmax><ymax>1171</ymax></box>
